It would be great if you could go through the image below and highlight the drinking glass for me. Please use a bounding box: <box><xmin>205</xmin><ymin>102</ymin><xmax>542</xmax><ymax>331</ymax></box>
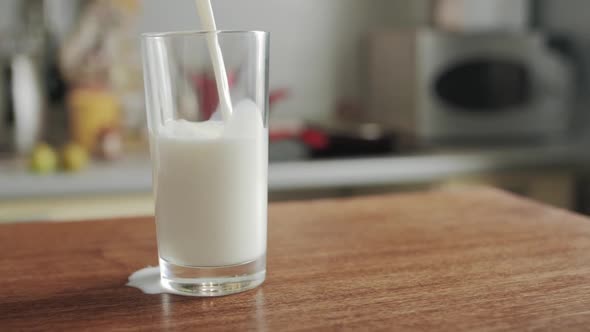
<box><xmin>142</xmin><ymin>31</ymin><xmax>269</xmax><ymax>296</ymax></box>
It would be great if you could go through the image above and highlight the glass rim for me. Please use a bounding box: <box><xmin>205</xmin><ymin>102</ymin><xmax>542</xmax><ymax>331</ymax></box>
<box><xmin>141</xmin><ymin>30</ymin><xmax>269</xmax><ymax>39</ymax></box>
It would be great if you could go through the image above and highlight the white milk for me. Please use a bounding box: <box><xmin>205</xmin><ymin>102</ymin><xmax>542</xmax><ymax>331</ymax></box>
<box><xmin>195</xmin><ymin>0</ymin><xmax>233</xmax><ymax>120</ymax></box>
<box><xmin>127</xmin><ymin>266</ymin><xmax>169</xmax><ymax>294</ymax></box>
<box><xmin>154</xmin><ymin>100</ymin><xmax>267</xmax><ymax>267</ymax></box>
<box><xmin>152</xmin><ymin>1</ymin><xmax>266</xmax><ymax>268</ymax></box>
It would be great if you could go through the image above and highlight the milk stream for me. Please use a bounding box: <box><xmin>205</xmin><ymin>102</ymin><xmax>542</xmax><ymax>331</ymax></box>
<box><xmin>195</xmin><ymin>0</ymin><xmax>233</xmax><ymax>121</ymax></box>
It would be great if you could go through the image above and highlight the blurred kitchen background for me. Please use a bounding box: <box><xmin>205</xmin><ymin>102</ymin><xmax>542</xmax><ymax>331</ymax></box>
<box><xmin>2</xmin><ymin>0</ymin><xmax>590</xmax><ymax>222</ymax></box>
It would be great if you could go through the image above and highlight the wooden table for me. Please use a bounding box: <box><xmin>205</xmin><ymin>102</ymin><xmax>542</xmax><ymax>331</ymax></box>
<box><xmin>2</xmin><ymin>188</ymin><xmax>590</xmax><ymax>331</ymax></box>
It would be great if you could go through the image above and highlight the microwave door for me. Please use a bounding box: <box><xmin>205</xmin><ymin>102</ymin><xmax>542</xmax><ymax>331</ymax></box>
<box><xmin>434</xmin><ymin>59</ymin><xmax>532</xmax><ymax>113</ymax></box>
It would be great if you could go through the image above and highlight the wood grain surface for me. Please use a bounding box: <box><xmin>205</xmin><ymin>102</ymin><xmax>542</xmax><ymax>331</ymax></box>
<box><xmin>2</xmin><ymin>188</ymin><xmax>590</xmax><ymax>331</ymax></box>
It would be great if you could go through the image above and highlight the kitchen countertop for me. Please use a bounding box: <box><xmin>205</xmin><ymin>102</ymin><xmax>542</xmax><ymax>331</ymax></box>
<box><xmin>2</xmin><ymin>188</ymin><xmax>590</xmax><ymax>331</ymax></box>
<box><xmin>0</xmin><ymin>143</ymin><xmax>588</xmax><ymax>200</ymax></box>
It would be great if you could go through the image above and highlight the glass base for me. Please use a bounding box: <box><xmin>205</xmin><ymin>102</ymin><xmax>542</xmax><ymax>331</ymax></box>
<box><xmin>159</xmin><ymin>255</ymin><xmax>266</xmax><ymax>297</ymax></box>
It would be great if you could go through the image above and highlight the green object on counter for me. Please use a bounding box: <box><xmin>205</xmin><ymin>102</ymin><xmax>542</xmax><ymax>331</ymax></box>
<box><xmin>30</xmin><ymin>143</ymin><xmax>59</xmax><ymax>174</ymax></box>
<box><xmin>62</xmin><ymin>143</ymin><xmax>89</xmax><ymax>172</ymax></box>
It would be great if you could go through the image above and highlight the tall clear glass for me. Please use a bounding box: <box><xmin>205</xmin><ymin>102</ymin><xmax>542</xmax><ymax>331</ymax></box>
<box><xmin>141</xmin><ymin>31</ymin><xmax>269</xmax><ymax>296</ymax></box>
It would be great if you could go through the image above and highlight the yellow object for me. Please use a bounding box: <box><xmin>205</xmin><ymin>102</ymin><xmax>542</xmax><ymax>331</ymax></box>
<box><xmin>30</xmin><ymin>143</ymin><xmax>58</xmax><ymax>174</ymax></box>
<box><xmin>62</xmin><ymin>143</ymin><xmax>89</xmax><ymax>172</ymax></box>
<box><xmin>111</xmin><ymin>0</ymin><xmax>140</xmax><ymax>13</ymax></box>
<box><xmin>69</xmin><ymin>88</ymin><xmax>120</xmax><ymax>152</ymax></box>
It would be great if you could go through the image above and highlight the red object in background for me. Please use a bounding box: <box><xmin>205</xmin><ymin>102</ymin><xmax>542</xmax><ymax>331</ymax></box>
<box><xmin>270</xmin><ymin>89</ymin><xmax>289</xmax><ymax>107</ymax></box>
<box><xmin>300</xmin><ymin>129</ymin><xmax>329</xmax><ymax>150</ymax></box>
<box><xmin>193</xmin><ymin>73</ymin><xmax>289</xmax><ymax>120</ymax></box>
<box><xmin>192</xmin><ymin>73</ymin><xmax>236</xmax><ymax>120</ymax></box>
<box><xmin>270</xmin><ymin>128</ymin><xmax>329</xmax><ymax>150</ymax></box>
<box><xmin>267</xmin><ymin>88</ymin><xmax>329</xmax><ymax>150</ymax></box>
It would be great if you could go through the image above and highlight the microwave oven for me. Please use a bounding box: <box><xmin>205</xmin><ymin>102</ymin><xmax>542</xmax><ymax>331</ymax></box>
<box><xmin>367</xmin><ymin>28</ymin><xmax>574</xmax><ymax>144</ymax></box>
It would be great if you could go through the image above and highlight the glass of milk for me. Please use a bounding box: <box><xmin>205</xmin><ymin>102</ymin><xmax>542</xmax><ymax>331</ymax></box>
<box><xmin>141</xmin><ymin>31</ymin><xmax>269</xmax><ymax>296</ymax></box>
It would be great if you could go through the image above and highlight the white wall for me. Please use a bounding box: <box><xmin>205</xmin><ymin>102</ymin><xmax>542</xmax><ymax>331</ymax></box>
<box><xmin>0</xmin><ymin>0</ymin><xmax>424</xmax><ymax>122</ymax></box>
<box><xmin>0</xmin><ymin>0</ymin><xmax>18</xmax><ymax>32</ymax></box>
<box><xmin>433</xmin><ymin>0</ymin><xmax>529</xmax><ymax>31</ymax></box>
<box><xmin>139</xmin><ymin>0</ymin><xmax>423</xmax><ymax>121</ymax></box>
